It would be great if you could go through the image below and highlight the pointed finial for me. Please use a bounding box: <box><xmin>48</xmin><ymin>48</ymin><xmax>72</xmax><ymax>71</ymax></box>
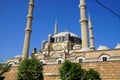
<box><xmin>88</xmin><ymin>12</ymin><xmax>91</xmax><ymax>20</ymax></box>
<box><xmin>54</xmin><ymin>19</ymin><xmax>58</xmax><ymax>35</ymax></box>
<box><xmin>88</xmin><ymin>13</ymin><xmax>92</xmax><ymax>28</ymax></box>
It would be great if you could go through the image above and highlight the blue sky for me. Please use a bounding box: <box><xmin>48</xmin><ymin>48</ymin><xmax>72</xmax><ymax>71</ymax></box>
<box><xmin>0</xmin><ymin>0</ymin><xmax>120</xmax><ymax>62</ymax></box>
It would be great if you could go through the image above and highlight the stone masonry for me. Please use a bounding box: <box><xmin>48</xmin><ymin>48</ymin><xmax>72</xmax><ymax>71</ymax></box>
<box><xmin>3</xmin><ymin>61</ymin><xmax>120</xmax><ymax>80</ymax></box>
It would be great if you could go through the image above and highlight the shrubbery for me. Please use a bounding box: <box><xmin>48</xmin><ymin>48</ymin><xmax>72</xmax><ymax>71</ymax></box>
<box><xmin>59</xmin><ymin>60</ymin><xmax>101</xmax><ymax>80</ymax></box>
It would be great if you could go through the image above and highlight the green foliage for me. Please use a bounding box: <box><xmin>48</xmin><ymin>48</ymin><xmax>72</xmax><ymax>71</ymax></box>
<box><xmin>85</xmin><ymin>69</ymin><xmax>101</xmax><ymax>80</ymax></box>
<box><xmin>59</xmin><ymin>60</ymin><xmax>101</xmax><ymax>80</ymax></box>
<box><xmin>17</xmin><ymin>57</ymin><xmax>43</xmax><ymax>80</ymax></box>
<box><xmin>59</xmin><ymin>60</ymin><xmax>85</xmax><ymax>80</ymax></box>
<box><xmin>0</xmin><ymin>63</ymin><xmax>11</xmax><ymax>76</ymax></box>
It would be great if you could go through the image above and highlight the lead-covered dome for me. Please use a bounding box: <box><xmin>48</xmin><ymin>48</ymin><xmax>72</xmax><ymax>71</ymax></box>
<box><xmin>52</xmin><ymin>31</ymin><xmax>81</xmax><ymax>44</ymax></box>
<box><xmin>53</xmin><ymin>32</ymin><xmax>79</xmax><ymax>38</ymax></box>
<box><xmin>115</xmin><ymin>43</ymin><xmax>120</xmax><ymax>49</ymax></box>
<box><xmin>97</xmin><ymin>45</ymin><xmax>109</xmax><ymax>50</ymax></box>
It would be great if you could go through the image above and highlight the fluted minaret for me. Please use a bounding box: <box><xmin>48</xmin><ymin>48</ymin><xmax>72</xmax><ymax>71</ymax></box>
<box><xmin>22</xmin><ymin>0</ymin><xmax>34</xmax><ymax>60</ymax></box>
<box><xmin>79</xmin><ymin>0</ymin><xmax>88</xmax><ymax>48</ymax></box>
<box><xmin>54</xmin><ymin>20</ymin><xmax>58</xmax><ymax>35</ymax></box>
<box><xmin>88</xmin><ymin>14</ymin><xmax>95</xmax><ymax>51</ymax></box>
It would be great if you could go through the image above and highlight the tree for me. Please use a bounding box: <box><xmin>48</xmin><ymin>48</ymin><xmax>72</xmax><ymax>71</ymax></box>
<box><xmin>17</xmin><ymin>57</ymin><xmax>43</xmax><ymax>80</ymax></box>
<box><xmin>0</xmin><ymin>62</ymin><xmax>11</xmax><ymax>76</ymax></box>
<box><xmin>86</xmin><ymin>69</ymin><xmax>101</xmax><ymax>80</ymax></box>
<box><xmin>59</xmin><ymin>60</ymin><xmax>86</xmax><ymax>80</ymax></box>
<box><xmin>0</xmin><ymin>62</ymin><xmax>11</xmax><ymax>80</ymax></box>
<box><xmin>59</xmin><ymin>60</ymin><xmax>101</xmax><ymax>80</ymax></box>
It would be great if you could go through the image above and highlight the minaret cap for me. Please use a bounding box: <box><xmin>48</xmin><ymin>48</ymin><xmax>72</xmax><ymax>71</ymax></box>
<box><xmin>54</xmin><ymin>19</ymin><xmax>58</xmax><ymax>35</ymax></box>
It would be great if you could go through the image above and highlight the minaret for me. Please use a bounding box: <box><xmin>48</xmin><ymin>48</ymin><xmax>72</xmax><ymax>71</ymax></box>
<box><xmin>79</xmin><ymin>0</ymin><xmax>88</xmax><ymax>48</ymax></box>
<box><xmin>22</xmin><ymin>0</ymin><xmax>34</xmax><ymax>60</ymax></box>
<box><xmin>88</xmin><ymin>14</ymin><xmax>95</xmax><ymax>51</ymax></box>
<box><xmin>54</xmin><ymin>20</ymin><xmax>58</xmax><ymax>35</ymax></box>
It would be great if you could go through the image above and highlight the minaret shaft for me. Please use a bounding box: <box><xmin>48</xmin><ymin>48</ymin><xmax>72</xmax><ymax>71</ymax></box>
<box><xmin>88</xmin><ymin>15</ymin><xmax>95</xmax><ymax>50</ymax></box>
<box><xmin>22</xmin><ymin>0</ymin><xmax>34</xmax><ymax>60</ymax></box>
<box><xmin>79</xmin><ymin>0</ymin><xmax>88</xmax><ymax>48</ymax></box>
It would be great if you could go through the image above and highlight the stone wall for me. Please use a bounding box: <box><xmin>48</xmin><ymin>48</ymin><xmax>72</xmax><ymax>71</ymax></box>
<box><xmin>3</xmin><ymin>61</ymin><xmax>120</xmax><ymax>80</ymax></box>
<box><xmin>3</xmin><ymin>67</ymin><xmax>17</xmax><ymax>80</ymax></box>
<box><xmin>82</xmin><ymin>61</ymin><xmax>120</xmax><ymax>80</ymax></box>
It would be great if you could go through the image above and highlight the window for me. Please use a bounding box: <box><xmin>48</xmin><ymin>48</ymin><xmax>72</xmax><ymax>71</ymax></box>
<box><xmin>63</xmin><ymin>36</ymin><xmax>65</xmax><ymax>41</ymax></box>
<box><xmin>58</xmin><ymin>60</ymin><xmax>62</xmax><ymax>64</ymax></box>
<box><xmin>79</xmin><ymin>59</ymin><xmax>83</xmax><ymax>63</ymax></box>
<box><xmin>56</xmin><ymin>37</ymin><xmax>58</xmax><ymax>42</ymax></box>
<box><xmin>59</xmin><ymin>37</ymin><xmax>62</xmax><ymax>42</ymax></box>
<box><xmin>103</xmin><ymin>57</ymin><xmax>107</xmax><ymax>61</ymax></box>
<box><xmin>57</xmin><ymin>37</ymin><xmax>59</xmax><ymax>42</ymax></box>
<box><xmin>54</xmin><ymin>37</ymin><xmax>56</xmax><ymax>42</ymax></box>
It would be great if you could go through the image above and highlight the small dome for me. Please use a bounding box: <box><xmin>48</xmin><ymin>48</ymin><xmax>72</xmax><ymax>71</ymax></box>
<box><xmin>15</xmin><ymin>55</ymin><xmax>21</xmax><ymax>58</ymax></box>
<box><xmin>73</xmin><ymin>44</ymin><xmax>81</xmax><ymax>49</ymax></box>
<box><xmin>97</xmin><ymin>45</ymin><xmax>109</xmax><ymax>50</ymax></box>
<box><xmin>80</xmin><ymin>47</ymin><xmax>91</xmax><ymax>52</ymax></box>
<box><xmin>53</xmin><ymin>32</ymin><xmax>79</xmax><ymax>38</ymax></box>
<box><xmin>115</xmin><ymin>43</ymin><xmax>120</xmax><ymax>49</ymax></box>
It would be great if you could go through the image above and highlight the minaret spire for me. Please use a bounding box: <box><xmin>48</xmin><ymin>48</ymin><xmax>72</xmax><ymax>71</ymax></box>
<box><xmin>79</xmin><ymin>0</ymin><xmax>89</xmax><ymax>48</ymax></box>
<box><xmin>54</xmin><ymin>19</ymin><xmax>58</xmax><ymax>35</ymax></box>
<box><xmin>22</xmin><ymin>0</ymin><xmax>34</xmax><ymax>60</ymax></box>
<box><xmin>88</xmin><ymin>14</ymin><xmax>95</xmax><ymax>51</ymax></box>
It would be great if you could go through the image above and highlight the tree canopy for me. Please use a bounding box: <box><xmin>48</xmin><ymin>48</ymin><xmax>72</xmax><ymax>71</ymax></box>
<box><xmin>0</xmin><ymin>62</ymin><xmax>11</xmax><ymax>76</ymax></box>
<box><xmin>59</xmin><ymin>60</ymin><xmax>85</xmax><ymax>80</ymax></box>
<box><xmin>0</xmin><ymin>62</ymin><xmax>11</xmax><ymax>80</ymax></box>
<box><xmin>17</xmin><ymin>57</ymin><xmax>43</xmax><ymax>80</ymax></box>
<box><xmin>59</xmin><ymin>60</ymin><xmax>101</xmax><ymax>80</ymax></box>
<box><xmin>86</xmin><ymin>69</ymin><xmax>101</xmax><ymax>80</ymax></box>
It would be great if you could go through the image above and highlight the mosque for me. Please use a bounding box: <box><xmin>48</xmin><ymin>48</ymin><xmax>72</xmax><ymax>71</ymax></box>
<box><xmin>6</xmin><ymin>0</ymin><xmax>120</xmax><ymax>80</ymax></box>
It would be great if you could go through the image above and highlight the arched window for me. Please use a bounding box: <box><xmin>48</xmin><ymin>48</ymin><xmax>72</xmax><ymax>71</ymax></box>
<box><xmin>59</xmin><ymin>36</ymin><xmax>62</xmax><ymax>42</ymax></box>
<box><xmin>102</xmin><ymin>57</ymin><xmax>107</xmax><ymax>61</ymax></box>
<box><xmin>58</xmin><ymin>60</ymin><xmax>62</xmax><ymax>64</ymax></box>
<box><xmin>63</xmin><ymin>37</ymin><xmax>65</xmax><ymax>41</ymax></box>
<box><xmin>79</xmin><ymin>59</ymin><xmax>83</xmax><ymax>63</ymax></box>
<box><xmin>56</xmin><ymin>37</ymin><xmax>58</xmax><ymax>42</ymax></box>
<box><xmin>76</xmin><ymin>56</ymin><xmax>85</xmax><ymax>63</ymax></box>
<box><xmin>98</xmin><ymin>53</ymin><xmax>110</xmax><ymax>61</ymax></box>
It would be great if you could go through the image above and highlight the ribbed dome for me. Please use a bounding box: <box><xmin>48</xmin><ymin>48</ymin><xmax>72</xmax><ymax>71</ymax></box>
<box><xmin>97</xmin><ymin>45</ymin><xmax>109</xmax><ymax>50</ymax></box>
<box><xmin>53</xmin><ymin>32</ymin><xmax>79</xmax><ymax>38</ymax></box>
<box><xmin>115</xmin><ymin>43</ymin><xmax>120</xmax><ymax>49</ymax></box>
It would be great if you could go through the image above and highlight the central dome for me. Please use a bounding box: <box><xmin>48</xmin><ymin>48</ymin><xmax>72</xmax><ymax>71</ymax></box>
<box><xmin>53</xmin><ymin>32</ymin><xmax>79</xmax><ymax>38</ymax></box>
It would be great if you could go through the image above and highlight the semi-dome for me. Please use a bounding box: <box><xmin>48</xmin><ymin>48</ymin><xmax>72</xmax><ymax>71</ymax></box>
<box><xmin>53</xmin><ymin>32</ymin><xmax>79</xmax><ymax>38</ymax></box>
<box><xmin>97</xmin><ymin>45</ymin><xmax>109</xmax><ymax>50</ymax></box>
<box><xmin>115</xmin><ymin>43</ymin><xmax>120</xmax><ymax>49</ymax></box>
<box><xmin>73</xmin><ymin>44</ymin><xmax>81</xmax><ymax>49</ymax></box>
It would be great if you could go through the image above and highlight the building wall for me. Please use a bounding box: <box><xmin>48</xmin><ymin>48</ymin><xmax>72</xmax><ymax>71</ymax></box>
<box><xmin>3</xmin><ymin>67</ymin><xmax>18</xmax><ymax>80</ymax></box>
<box><xmin>3</xmin><ymin>61</ymin><xmax>120</xmax><ymax>80</ymax></box>
<box><xmin>82</xmin><ymin>61</ymin><xmax>120</xmax><ymax>80</ymax></box>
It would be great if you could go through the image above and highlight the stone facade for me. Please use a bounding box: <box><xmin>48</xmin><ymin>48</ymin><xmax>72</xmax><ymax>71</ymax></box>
<box><xmin>3</xmin><ymin>60</ymin><xmax>120</xmax><ymax>80</ymax></box>
<box><xmin>5</xmin><ymin>49</ymin><xmax>120</xmax><ymax>80</ymax></box>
